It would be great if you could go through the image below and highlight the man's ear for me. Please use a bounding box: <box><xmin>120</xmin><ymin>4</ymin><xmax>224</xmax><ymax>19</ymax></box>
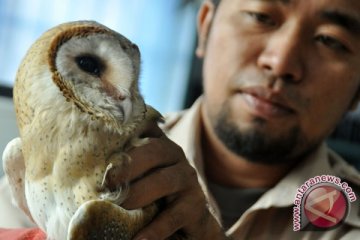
<box><xmin>196</xmin><ymin>1</ymin><xmax>216</xmax><ymax>58</ymax></box>
<box><xmin>349</xmin><ymin>87</ymin><xmax>360</xmax><ymax>111</ymax></box>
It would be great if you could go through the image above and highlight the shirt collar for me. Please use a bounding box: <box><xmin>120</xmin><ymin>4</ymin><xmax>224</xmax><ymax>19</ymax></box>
<box><xmin>165</xmin><ymin>97</ymin><xmax>204</xmax><ymax>174</ymax></box>
<box><xmin>165</xmin><ymin>97</ymin><xmax>222</xmax><ymax>218</ymax></box>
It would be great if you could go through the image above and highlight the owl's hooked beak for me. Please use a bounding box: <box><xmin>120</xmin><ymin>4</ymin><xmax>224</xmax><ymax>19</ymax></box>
<box><xmin>120</xmin><ymin>96</ymin><xmax>133</xmax><ymax>124</ymax></box>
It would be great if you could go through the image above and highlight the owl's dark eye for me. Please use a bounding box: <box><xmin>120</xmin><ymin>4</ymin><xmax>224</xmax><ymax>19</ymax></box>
<box><xmin>75</xmin><ymin>55</ymin><xmax>103</xmax><ymax>77</ymax></box>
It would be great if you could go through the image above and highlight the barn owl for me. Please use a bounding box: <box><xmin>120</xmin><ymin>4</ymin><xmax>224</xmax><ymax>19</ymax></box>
<box><xmin>2</xmin><ymin>21</ymin><xmax>163</xmax><ymax>240</ymax></box>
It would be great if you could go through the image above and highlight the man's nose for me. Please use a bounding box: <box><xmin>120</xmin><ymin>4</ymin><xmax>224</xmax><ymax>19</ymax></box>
<box><xmin>257</xmin><ymin>25</ymin><xmax>304</xmax><ymax>83</ymax></box>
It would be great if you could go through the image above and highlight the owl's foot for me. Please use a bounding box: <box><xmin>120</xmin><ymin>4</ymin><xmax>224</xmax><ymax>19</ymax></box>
<box><xmin>67</xmin><ymin>200</ymin><xmax>157</xmax><ymax>240</ymax></box>
<box><xmin>99</xmin><ymin>153</ymin><xmax>131</xmax><ymax>204</ymax></box>
<box><xmin>101</xmin><ymin>153</ymin><xmax>130</xmax><ymax>190</ymax></box>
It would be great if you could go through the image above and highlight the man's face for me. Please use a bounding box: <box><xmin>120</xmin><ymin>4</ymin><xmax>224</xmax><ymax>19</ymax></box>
<box><xmin>198</xmin><ymin>0</ymin><xmax>360</xmax><ymax>164</ymax></box>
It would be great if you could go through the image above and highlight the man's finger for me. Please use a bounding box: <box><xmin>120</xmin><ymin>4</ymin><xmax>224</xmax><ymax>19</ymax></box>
<box><xmin>133</xmin><ymin>199</ymin><xmax>187</xmax><ymax>240</ymax></box>
<box><xmin>139</xmin><ymin>120</ymin><xmax>164</xmax><ymax>138</ymax></box>
<box><xmin>127</xmin><ymin>137</ymin><xmax>181</xmax><ymax>182</ymax></box>
<box><xmin>121</xmin><ymin>162</ymin><xmax>188</xmax><ymax>209</ymax></box>
<box><xmin>105</xmin><ymin>137</ymin><xmax>180</xmax><ymax>189</ymax></box>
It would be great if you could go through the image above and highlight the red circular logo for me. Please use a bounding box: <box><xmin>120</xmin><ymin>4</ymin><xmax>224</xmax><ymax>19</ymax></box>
<box><xmin>304</xmin><ymin>185</ymin><xmax>348</xmax><ymax>229</ymax></box>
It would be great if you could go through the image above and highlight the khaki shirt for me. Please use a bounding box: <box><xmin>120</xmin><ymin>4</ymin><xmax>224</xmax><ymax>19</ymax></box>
<box><xmin>1</xmin><ymin>97</ymin><xmax>360</xmax><ymax>239</ymax></box>
<box><xmin>163</xmin><ymin>98</ymin><xmax>360</xmax><ymax>240</ymax></box>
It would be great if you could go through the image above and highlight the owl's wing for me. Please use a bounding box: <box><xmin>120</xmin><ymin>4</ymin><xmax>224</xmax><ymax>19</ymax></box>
<box><xmin>68</xmin><ymin>200</ymin><xmax>157</xmax><ymax>240</ymax></box>
<box><xmin>2</xmin><ymin>138</ymin><xmax>33</xmax><ymax>221</ymax></box>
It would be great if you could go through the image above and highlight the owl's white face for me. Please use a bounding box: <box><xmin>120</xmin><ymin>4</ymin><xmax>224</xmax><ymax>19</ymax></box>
<box><xmin>55</xmin><ymin>33</ymin><xmax>141</xmax><ymax>124</ymax></box>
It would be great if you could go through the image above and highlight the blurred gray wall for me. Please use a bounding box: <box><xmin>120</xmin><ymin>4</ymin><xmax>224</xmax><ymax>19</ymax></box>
<box><xmin>0</xmin><ymin>96</ymin><xmax>19</xmax><ymax>176</ymax></box>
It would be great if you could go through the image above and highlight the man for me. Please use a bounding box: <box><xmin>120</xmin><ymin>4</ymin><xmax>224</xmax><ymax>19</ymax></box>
<box><xmin>1</xmin><ymin>0</ymin><xmax>360</xmax><ymax>239</ymax></box>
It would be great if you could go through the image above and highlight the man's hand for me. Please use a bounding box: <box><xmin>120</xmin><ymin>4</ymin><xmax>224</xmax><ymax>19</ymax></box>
<box><xmin>105</xmin><ymin>123</ymin><xmax>226</xmax><ymax>240</ymax></box>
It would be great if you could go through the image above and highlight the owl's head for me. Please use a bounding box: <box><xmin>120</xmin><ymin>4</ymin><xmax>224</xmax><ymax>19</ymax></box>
<box><xmin>47</xmin><ymin>21</ymin><xmax>145</xmax><ymax>130</ymax></box>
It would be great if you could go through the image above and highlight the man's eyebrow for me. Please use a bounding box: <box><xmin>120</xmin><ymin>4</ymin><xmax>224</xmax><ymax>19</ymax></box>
<box><xmin>321</xmin><ymin>10</ymin><xmax>360</xmax><ymax>35</ymax></box>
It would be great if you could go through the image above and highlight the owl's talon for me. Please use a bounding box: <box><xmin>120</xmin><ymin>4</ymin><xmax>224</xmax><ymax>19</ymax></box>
<box><xmin>101</xmin><ymin>163</ymin><xmax>114</xmax><ymax>189</ymax></box>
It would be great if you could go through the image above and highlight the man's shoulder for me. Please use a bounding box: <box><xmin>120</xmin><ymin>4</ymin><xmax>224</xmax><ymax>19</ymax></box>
<box><xmin>160</xmin><ymin>97</ymin><xmax>203</xmax><ymax>134</ymax></box>
<box><xmin>161</xmin><ymin>110</ymin><xmax>187</xmax><ymax>132</ymax></box>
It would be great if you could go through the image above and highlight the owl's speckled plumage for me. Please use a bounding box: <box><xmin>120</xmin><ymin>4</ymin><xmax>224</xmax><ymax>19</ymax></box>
<box><xmin>3</xmin><ymin>21</ymin><xmax>162</xmax><ymax>240</ymax></box>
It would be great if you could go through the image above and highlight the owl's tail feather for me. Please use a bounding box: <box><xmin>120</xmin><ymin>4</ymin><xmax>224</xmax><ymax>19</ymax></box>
<box><xmin>67</xmin><ymin>200</ymin><xmax>157</xmax><ymax>240</ymax></box>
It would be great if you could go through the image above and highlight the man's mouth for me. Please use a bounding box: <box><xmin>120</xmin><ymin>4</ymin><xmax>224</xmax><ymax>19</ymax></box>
<box><xmin>238</xmin><ymin>87</ymin><xmax>295</xmax><ymax>119</ymax></box>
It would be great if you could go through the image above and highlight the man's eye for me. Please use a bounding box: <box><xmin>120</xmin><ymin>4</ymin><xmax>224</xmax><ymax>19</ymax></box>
<box><xmin>246</xmin><ymin>11</ymin><xmax>276</xmax><ymax>27</ymax></box>
<box><xmin>315</xmin><ymin>35</ymin><xmax>349</xmax><ymax>52</ymax></box>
